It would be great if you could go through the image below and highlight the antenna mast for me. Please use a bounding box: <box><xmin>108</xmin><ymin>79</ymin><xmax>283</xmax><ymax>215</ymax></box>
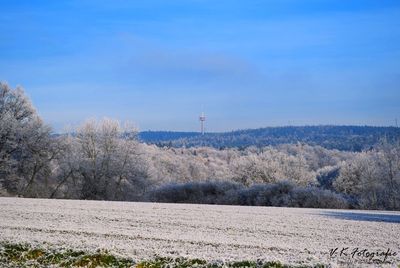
<box><xmin>199</xmin><ymin>111</ymin><xmax>206</xmax><ymax>135</ymax></box>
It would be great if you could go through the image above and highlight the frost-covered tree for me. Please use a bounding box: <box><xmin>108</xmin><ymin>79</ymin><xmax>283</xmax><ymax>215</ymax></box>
<box><xmin>334</xmin><ymin>141</ymin><xmax>400</xmax><ymax>209</ymax></box>
<box><xmin>230</xmin><ymin>147</ymin><xmax>315</xmax><ymax>186</ymax></box>
<box><xmin>374</xmin><ymin>139</ymin><xmax>400</xmax><ymax>209</ymax></box>
<box><xmin>231</xmin><ymin>154</ymin><xmax>278</xmax><ymax>186</ymax></box>
<box><xmin>58</xmin><ymin>118</ymin><xmax>150</xmax><ymax>200</ymax></box>
<box><xmin>0</xmin><ymin>82</ymin><xmax>60</xmax><ymax>196</ymax></box>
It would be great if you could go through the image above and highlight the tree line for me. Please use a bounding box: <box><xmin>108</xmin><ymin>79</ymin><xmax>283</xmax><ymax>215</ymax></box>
<box><xmin>140</xmin><ymin>126</ymin><xmax>400</xmax><ymax>152</ymax></box>
<box><xmin>1</xmin><ymin>83</ymin><xmax>399</xmax><ymax>210</ymax></box>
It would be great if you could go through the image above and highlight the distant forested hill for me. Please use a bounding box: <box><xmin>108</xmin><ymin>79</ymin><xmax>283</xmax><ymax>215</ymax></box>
<box><xmin>138</xmin><ymin>131</ymin><xmax>199</xmax><ymax>142</ymax></box>
<box><xmin>139</xmin><ymin>126</ymin><xmax>400</xmax><ymax>151</ymax></box>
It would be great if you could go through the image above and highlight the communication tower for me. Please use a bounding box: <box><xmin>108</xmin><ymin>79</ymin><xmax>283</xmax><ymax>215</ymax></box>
<box><xmin>199</xmin><ymin>112</ymin><xmax>206</xmax><ymax>135</ymax></box>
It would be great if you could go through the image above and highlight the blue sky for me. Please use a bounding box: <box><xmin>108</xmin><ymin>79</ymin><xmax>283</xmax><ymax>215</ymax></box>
<box><xmin>1</xmin><ymin>0</ymin><xmax>399</xmax><ymax>132</ymax></box>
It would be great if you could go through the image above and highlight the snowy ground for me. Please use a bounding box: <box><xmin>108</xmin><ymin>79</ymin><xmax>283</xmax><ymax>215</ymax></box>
<box><xmin>0</xmin><ymin>197</ymin><xmax>399</xmax><ymax>267</ymax></box>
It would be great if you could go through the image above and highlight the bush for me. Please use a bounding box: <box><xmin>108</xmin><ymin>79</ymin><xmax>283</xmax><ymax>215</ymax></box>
<box><xmin>146</xmin><ymin>181</ymin><xmax>241</xmax><ymax>204</ymax></box>
<box><xmin>146</xmin><ymin>181</ymin><xmax>350</xmax><ymax>209</ymax></box>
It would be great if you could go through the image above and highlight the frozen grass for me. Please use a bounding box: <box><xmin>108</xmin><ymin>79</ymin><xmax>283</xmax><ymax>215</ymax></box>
<box><xmin>0</xmin><ymin>242</ymin><xmax>328</xmax><ymax>268</ymax></box>
<box><xmin>0</xmin><ymin>242</ymin><xmax>134</xmax><ymax>267</ymax></box>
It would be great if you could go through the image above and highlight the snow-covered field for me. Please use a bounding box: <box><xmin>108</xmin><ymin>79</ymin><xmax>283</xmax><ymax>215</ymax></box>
<box><xmin>0</xmin><ymin>197</ymin><xmax>399</xmax><ymax>267</ymax></box>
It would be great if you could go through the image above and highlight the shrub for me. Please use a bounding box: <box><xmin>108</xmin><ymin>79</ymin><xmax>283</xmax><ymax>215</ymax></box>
<box><xmin>146</xmin><ymin>181</ymin><xmax>349</xmax><ymax>209</ymax></box>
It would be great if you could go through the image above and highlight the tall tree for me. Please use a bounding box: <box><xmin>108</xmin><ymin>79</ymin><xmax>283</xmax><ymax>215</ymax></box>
<box><xmin>0</xmin><ymin>82</ymin><xmax>59</xmax><ymax>196</ymax></box>
<box><xmin>60</xmin><ymin>118</ymin><xmax>150</xmax><ymax>200</ymax></box>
